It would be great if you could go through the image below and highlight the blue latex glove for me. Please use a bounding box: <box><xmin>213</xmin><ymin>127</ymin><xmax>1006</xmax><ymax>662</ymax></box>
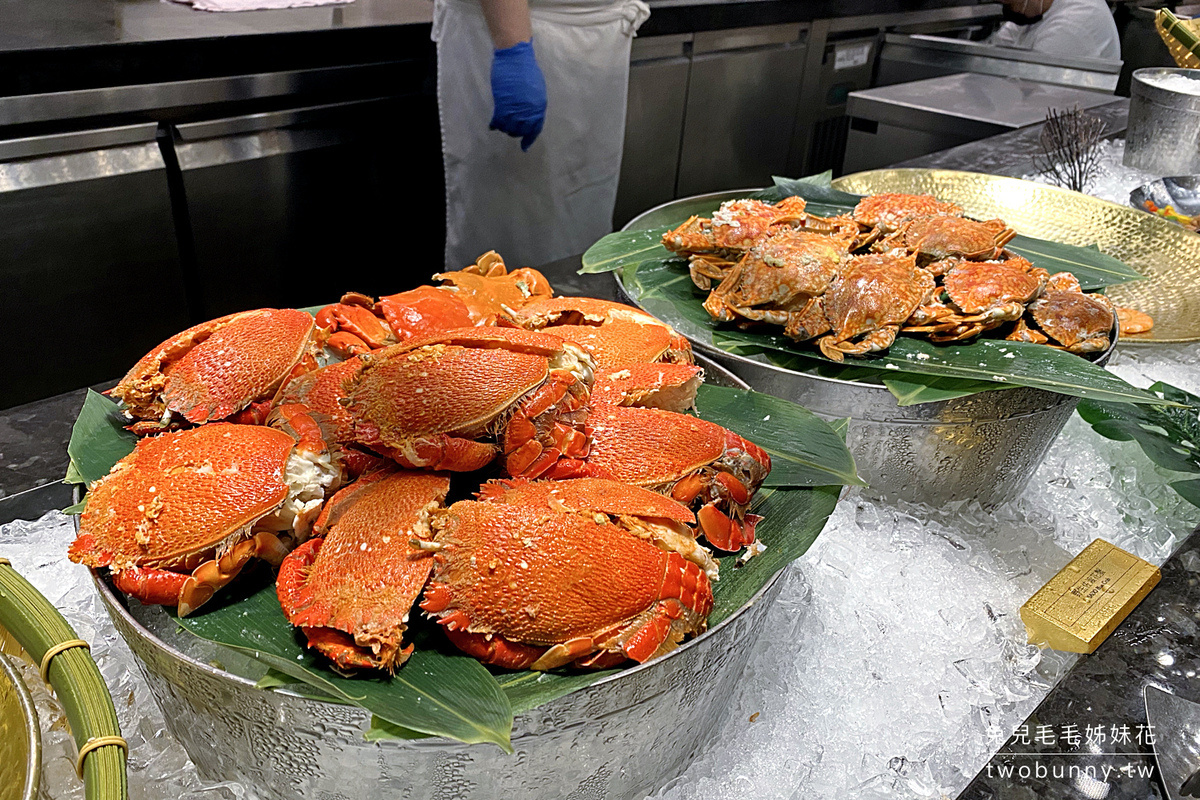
<box><xmin>489</xmin><ymin>39</ymin><xmax>547</xmax><ymax>151</ymax></box>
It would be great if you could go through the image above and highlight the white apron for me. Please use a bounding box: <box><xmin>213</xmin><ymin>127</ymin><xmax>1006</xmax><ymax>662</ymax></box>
<box><xmin>433</xmin><ymin>0</ymin><xmax>650</xmax><ymax>269</ymax></box>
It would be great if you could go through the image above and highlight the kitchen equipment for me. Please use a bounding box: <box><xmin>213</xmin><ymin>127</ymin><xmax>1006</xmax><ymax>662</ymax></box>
<box><xmin>1145</xmin><ymin>685</ymin><xmax>1200</xmax><ymax>800</ymax></box>
<box><xmin>0</xmin><ymin>650</ymin><xmax>40</xmax><ymax>800</ymax></box>
<box><xmin>875</xmin><ymin>34</ymin><xmax>1122</xmax><ymax>92</ymax></box>
<box><xmin>88</xmin><ymin>355</ymin><xmax>815</xmax><ymax>800</ymax></box>
<box><xmin>617</xmin><ymin>181</ymin><xmax>1121</xmax><ymax>506</ymax></box>
<box><xmin>1126</xmin><ymin>68</ymin><xmax>1200</xmax><ymax>175</ymax></box>
<box><xmin>843</xmin><ymin>73</ymin><xmax>1116</xmax><ymax>174</ymax></box>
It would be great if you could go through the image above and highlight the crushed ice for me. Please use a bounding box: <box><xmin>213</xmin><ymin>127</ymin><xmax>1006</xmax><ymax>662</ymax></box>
<box><xmin>1</xmin><ymin>341</ymin><xmax>1197</xmax><ymax>800</ymax></box>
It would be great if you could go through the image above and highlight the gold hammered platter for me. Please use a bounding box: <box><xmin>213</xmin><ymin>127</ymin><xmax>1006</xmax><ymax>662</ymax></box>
<box><xmin>832</xmin><ymin>168</ymin><xmax>1200</xmax><ymax>343</ymax></box>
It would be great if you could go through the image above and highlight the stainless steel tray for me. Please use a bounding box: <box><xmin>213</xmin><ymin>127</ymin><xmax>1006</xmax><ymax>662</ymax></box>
<box><xmin>0</xmin><ymin>651</ymin><xmax>40</xmax><ymax>800</ymax></box>
<box><xmin>619</xmin><ymin>189</ymin><xmax>1116</xmax><ymax>507</ymax></box>
<box><xmin>88</xmin><ymin>354</ymin><xmax>806</xmax><ymax>800</ymax></box>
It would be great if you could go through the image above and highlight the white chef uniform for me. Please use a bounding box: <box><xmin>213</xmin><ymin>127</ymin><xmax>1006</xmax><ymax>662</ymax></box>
<box><xmin>988</xmin><ymin>0</ymin><xmax>1122</xmax><ymax>62</ymax></box>
<box><xmin>433</xmin><ymin>0</ymin><xmax>651</xmax><ymax>269</ymax></box>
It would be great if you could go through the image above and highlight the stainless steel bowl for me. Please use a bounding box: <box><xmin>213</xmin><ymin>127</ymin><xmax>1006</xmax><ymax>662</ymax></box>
<box><xmin>89</xmin><ymin>355</ymin><xmax>809</xmax><ymax>800</ymax></box>
<box><xmin>0</xmin><ymin>650</ymin><xmax>41</xmax><ymax>800</ymax></box>
<box><xmin>1126</xmin><ymin>68</ymin><xmax>1200</xmax><ymax>175</ymax></box>
<box><xmin>621</xmin><ymin>190</ymin><xmax>1117</xmax><ymax>507</ymax></box>
<box><xmin>1130</xmin><ymin>176</ymin><xmax>1200</xmax><ymax>230</ymax></box>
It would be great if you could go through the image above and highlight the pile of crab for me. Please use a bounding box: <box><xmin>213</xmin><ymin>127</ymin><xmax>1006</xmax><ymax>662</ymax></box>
<box><xmin>67</xmin><ymin>254</ymin><xmax>772</xmax><ymax>675</ymax></box>
<box><xmin>664</xmin><ymin>193</ymin><xmax>1154</xmax><ymax>362</ymax></box>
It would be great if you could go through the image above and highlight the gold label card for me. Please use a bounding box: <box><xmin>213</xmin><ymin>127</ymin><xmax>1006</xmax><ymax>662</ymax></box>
<box><xmin>1020</xmin><ymin>539</ymin><xmax>1161</xmax><ymax>654</ymax></box>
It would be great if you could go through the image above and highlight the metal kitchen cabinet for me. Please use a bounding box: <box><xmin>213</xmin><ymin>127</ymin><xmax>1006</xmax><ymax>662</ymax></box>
<box><xmin>676</xmin><ymin>24</ymin><xmax>808</xmax><ymax>197</ymax></box>
<box><xmin>175</xmin><ymin>93</ymin><xmax>443</xmax><ymax>316</ymax></box>
<box><xmin>0</xmin><ymin>128</ymin><xmax>191</xmax><ymax>408</ymax></box>
<box><xmin>614</xmin><ymin>35</ymin><xmax>691</xmax><ymax>228</ymax></box>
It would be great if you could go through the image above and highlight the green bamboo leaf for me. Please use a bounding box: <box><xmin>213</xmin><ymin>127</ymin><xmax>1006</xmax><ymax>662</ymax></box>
<box><xmin>755</xmin><ymin>171</ymin><xmax>864</xmax><ymax>207</ymax></box>
<box><xmin>1172</xmin><ymin>478</ymin><xmax>1200</xmax><ymax>508</ymax></box>
<box><xmin>174</xmin><ymin>569</ymin><xmax>515</xmax><ymax>751</ymax></box>
<box><xmin>580</xmin><ymin>226</ymin><xmax>675</xmax><ymax>274</ymax></box>
<box><xmin>66</xmin><ymin>390</ymin><xmax>137</xmax><ymax>486</ymax></box>
<box><xmin>62</xmin><ymin>497</ymin><xmax>88</xmax><ymax>515</ymax></box>
<box><xmin>365</xmin><ymin>716</ymin><xmax>435</xmax><ymax>742</ymax></box>
<box><xmin>619</xmin><ymin>256</ymin><xmax>1171</xmax><ymax>407</ymax></box>
<box><xmin>693</xmin><ymin>384</ymin><xmax>862</xmax><ymax>486</ymax></box>
<box><xmin>1077</xmin><ymin>382</ymin><xmax>1200</xmax><ymax>474</ymax></box>
<box><xmin>1007</xmin><ymin>238</ymin><xmax>1141</xmax><ymax>289</ymax></box>
<box><xmin>709</xmin><ymin>485</ymin><xmax>840</xmax><ymax>623</ymax></box>
<box><xmin>64</xmin><ymin>458</ymin><xmax>86</xmax><ymax>485</ymax></box>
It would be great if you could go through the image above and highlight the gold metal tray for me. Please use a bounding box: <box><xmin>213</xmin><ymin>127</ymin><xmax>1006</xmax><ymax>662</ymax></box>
<box><xmin>833</xmin><ymin>168</ymin><xmax>1200</xmax><ymax>343</ymax></box>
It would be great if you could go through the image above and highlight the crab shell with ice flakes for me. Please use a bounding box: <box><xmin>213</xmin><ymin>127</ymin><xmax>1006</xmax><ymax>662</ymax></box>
<box><xmin>68</xmin><ymin>405</ymin><xmax>341</xmax><ymax>616</ymax></box>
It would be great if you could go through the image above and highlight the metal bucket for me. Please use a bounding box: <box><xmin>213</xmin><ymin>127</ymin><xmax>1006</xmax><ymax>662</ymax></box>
<box><xmin>1125</xmin><ymin>68</ymin><xmax>1200</xmax><ymax>175</ymax></box>
<box><xmin>89</xmin><ymin>355</ymin><xmax>807</xmax><ymax>800</ymax></box>
<box><xmin>621</xmin><ymin>191</ymin><xmax>1117</xmax><ymax>507</ymax></box>
<box><xmin>0</xmin><ymin>647</ymin><xmax>41</xmax><ymax>800</ymax></box>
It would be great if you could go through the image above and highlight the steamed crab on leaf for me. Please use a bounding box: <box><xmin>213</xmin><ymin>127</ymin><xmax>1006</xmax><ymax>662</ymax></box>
<box><xmin>544</xmin><ymin>405</ymin><xmax>771</xmax><ymax>553</ymax></box>
<box><xmin>420</xmin><ymin>500</ymin><xmax>714</xmax><ymax>671</ymax></box>
<box><xmin>477</xmin><ymin>477</ymin><xmax>720</xmax><ymax>580</ymax></box>
<box><xmin>514</xmin><ymin>296</ymin><xmax>703</xmax><ymax>412</ymax></box>
<box><xmin>68</xmin><ymin>405</ymin><xmax>341</xmax><ymax>616</ymax></box>
<box><xmin>110</xmin><ymin>308</ymin><xmax>319</xmax><ymax>433</ymax></box>
<box><xmin>276</xmin><ymin>468</ymin><xmax>451</xmax><ymax>672</ymax></box>
<box><xmin>344</xmin><ymin>327</ymin><xmax>594</xmax><ymax>477</ymax></box>
<box><xmin>816</xmin><ymin>251</ymin><xmax>936</xmax><ymax>362</ymax></box>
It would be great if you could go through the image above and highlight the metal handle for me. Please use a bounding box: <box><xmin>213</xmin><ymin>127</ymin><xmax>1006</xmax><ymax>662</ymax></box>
<box><xmin>0</xmin><ymin>62</ymin><xmax>405</xmax><ymax>128</ymax></box>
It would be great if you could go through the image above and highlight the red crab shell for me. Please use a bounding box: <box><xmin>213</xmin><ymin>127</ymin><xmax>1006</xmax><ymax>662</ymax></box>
<box><xmin>433</xmin><ymin>251</ymin><xmax>553</xmax><ymax>325</ymax></box>
<box><xmin>420</xmin><ymin>501</ymin><xmax>714</xmax><ymax>670</ymax></box>
<box><xmin>344</xmin><ymin>327</ymin><xmax>594</xmax><ymax>476</ymax></box>
<box><xmin>477</xmin><ymin>477</ymin><xmax>718</xmax><ymax>578</ymax></box>
<box><xmin>544</xmin><ymin>405</ymin><xmax>771</xmax><ymax>552</ymax></box>
<box><xmin>275</xmin><ymin>358</ymin><xmax>389</xmax><ymax>478</ymax></box>
<box><xmin>111</xmin><ymin>308</ymin><xmax>317</xmax><ymax>431</ymax></box>
<box><xmin>68</xmin><ymin>407</ymin><xmax>339</xmax><ymax>615</ymax></box>
<box><xmin>276</xmin><ymin>468</ymin><xmax>450</xmax><ymax>672</ymax></box>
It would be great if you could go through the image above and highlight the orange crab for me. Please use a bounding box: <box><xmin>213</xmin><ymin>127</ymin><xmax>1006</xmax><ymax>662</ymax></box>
<box><xmin>905</xmin><ymin>256</ymin><xmax>1049</xmax><ymax>342</ymax></box>
<box><xmin>477</xmin><ymin>477</ymin><xmax>719</xmax><ymax>579</ymax></box>
<box><xmin>817</xmin><ymin>252</ymin><xmax>936</xmax><ymax>361</ymax></box>
<box><xmin>514</xmin><ymin>297</ymin><xmax>702</xmax><ymax>411</ymax></box>
<box><xmin>890</xmin><ymin>216</ymin><xmax>1016</xmax><ymax>264</ymax></box>
<box><xmin>663</xmin><ymin>197</ymin><xmax>810</xmax><ymax>288</ymax></box>
<box><xmin>110</xmin><ymin>309</ymin><xmax>319</xmax><ymax>433</ymax></box>
<box><xmin>274</xmin><ymin>358</ymin><xmax>390</xmax><ymax>478</ymax></box>
<box><xmin>1009</xmin><ymin>283</ymin><xmax>1116</xmax><ymax>354</ymax></box>
<box><xmin>433</xmin><ymin>251</ymin><xmax>553</xmax><ymax>325</ymax></box>
<box><xmin>544</xmin><ymin>405</ymin><xmax>770</xmax><ymax>552</ymax></box>
<box><xmin>68</xmin><ymin>405</ymin><xmax>341</xmax><ymax>616</ymax></box>
<box><xmin>276</xmin><ymin>468</ymin><xmax>450</xmax><ymax>672</ymax></box>
<box><xmin>852</xmin><ymin>192</ymin><xmax>963</xmax><ymax>235</ymax></box>
<box><xmin>344</xmin><ymin>327</ymin><xmax>594</xmax><ymax>477</ymax></box>
<box><xmin>314</xmin><ymin>295</ymin><xmax>397</xmax><ymax>359</ymax></box>
<box><xmin>419</xmin><ymin>500</ymin><xmax>713</xmax><ymax>670</ymax></box>
<box><xmin>701</xmin><ymin>228</ymin><xmax>848</xmax><ymax>341</ymax></box>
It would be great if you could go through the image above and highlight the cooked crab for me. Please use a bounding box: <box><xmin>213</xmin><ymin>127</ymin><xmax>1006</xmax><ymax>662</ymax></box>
<box><xmin>817</xmin><ymin>251</ymin><xmax>936</xmax><ymax>361</ymax></box>
<box><xmin>904</xmin><ymin>255</ymin><xmax>1049</xmax><ymax>342</ymax></box>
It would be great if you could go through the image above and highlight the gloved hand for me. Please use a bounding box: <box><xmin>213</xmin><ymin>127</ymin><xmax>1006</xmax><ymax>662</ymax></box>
<box><xmin>489</xmin><ymin>39</ymin><xmax>547</xmax><ymax>151</ymax></box>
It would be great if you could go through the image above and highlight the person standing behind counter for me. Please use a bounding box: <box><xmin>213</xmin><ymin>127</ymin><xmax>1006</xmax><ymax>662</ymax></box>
<box><xmin>988</xmin><ymin>0</ymin><xmax>1121</xmax><ymax>60</ymax></box>
<box><xmin>434</xmin><ymin>0</ymin><xmax>650</xmax><ymax>269</ymax></box>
